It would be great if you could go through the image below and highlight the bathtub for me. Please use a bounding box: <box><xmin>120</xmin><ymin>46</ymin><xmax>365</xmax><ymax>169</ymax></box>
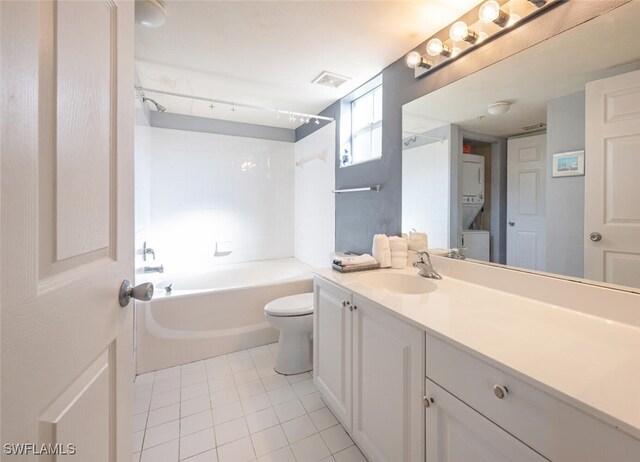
<box><xmin>135</xmin><ymin>258</ymin><xmax>314</xmax><ymax>373</ymax></box>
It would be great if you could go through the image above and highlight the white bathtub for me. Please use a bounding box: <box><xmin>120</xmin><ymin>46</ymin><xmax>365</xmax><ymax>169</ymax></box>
<box><xmin>135</xmin><ymin>258</ymin><xmax>314</xmax><ymax>373</ymax></box>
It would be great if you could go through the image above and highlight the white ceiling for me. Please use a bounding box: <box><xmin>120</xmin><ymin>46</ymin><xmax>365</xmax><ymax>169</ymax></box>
<box><xmin>135</xmin><ymin>0</ymin><xmax>485</xmax><ymax>128</ymax></box>
<box><xmin>403</xmin><ymin>1</ymin><xmax>640</xmax><ymax>138</ymax></box>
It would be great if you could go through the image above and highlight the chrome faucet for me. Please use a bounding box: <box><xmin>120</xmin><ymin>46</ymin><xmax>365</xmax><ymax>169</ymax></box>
<box><xmin>138</xmin><ymin>241</ymin><xmax>155</xmax><ymax>262</ymax></box>
<box><xmin>414</xmin><ymin>251</ymin><xmax>442</xmax><ymax>279</ymax></box>
<box><xmin>140</xmin><ymin>264</ymin><xmax>164</xmax><ymax>274</ymax></box>
<box><xmin>448</xmin><ymin>247</ymin><xmax>466</xmax><ymax>260</ymax></box>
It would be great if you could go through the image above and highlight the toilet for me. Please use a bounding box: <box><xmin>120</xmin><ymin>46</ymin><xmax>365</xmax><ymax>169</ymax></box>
<box><xmin>264</xmin><ymin>292</ymin><xmax>314</xmax><ymax>375</ymax></box>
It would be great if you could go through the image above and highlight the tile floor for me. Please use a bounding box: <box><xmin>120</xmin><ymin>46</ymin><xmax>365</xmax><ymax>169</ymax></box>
<box><xmin>133</xmin><ymin>343</ymin><xmax>368</xmax><ymax>462</ymax></box>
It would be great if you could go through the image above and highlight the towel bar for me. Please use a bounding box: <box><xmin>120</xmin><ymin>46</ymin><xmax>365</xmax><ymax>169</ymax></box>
<box><xmin>332</xmin><ymin>185</ymin><xmax>381</xmax><ymax>193</ymax></box>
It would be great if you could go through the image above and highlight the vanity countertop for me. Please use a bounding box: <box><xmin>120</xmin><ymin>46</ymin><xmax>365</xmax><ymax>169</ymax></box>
<box><xmin>313</xmin><ymin>265</ymin><xmax>640</xmax><ymax>441</ymax></box>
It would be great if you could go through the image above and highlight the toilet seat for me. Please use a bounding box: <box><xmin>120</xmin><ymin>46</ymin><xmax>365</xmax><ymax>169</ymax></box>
<box><xmin>264</xmin><ymin>293</ymin><xmax>313</xmax><ymax>317</ymax></box>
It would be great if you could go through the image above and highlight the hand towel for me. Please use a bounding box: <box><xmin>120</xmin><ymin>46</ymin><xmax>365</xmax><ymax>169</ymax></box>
<box><xmin>372</xmin><ymin>234</ymin><xmax>391</xmax><ymax>268</ymax></box>
<box><xmin>332</xmin><ymin>253</ymin><xmax>377</xmax><ymax>267</ymax></box>
<box><xmin>407</xmin><ymin>232</ymin><xmax>428</xmax><ymax>251</ymax></box>
<box><xmin>389</xmin><ymin>236</ymin><xmax>408</xmax><ymax>269</ymax></box>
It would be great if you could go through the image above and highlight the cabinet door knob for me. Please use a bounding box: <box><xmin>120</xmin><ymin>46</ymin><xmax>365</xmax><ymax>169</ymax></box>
<box><xmin>493</xmin><ymin>385</ymin><xmax>508</xmax><ymax>399</ymax></box>
<box><xmin>342</xmin><ymin>300</ymin><xmax>351</xmax><ymax>308</ymax></box>
<box><xmin>423</xmin><ymin>396</ymin><xmax>434</xmax><ymax>408</ymax></box>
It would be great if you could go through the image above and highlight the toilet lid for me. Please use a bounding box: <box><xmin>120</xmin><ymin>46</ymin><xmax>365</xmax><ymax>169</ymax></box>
<box><xmin>265</xmin><ymin>293</ymin><xmax>314</xmax><ymax>317</ymax></box>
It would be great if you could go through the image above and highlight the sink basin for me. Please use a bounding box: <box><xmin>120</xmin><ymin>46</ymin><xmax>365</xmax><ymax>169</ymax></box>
<box><xmin>357</xmin><ymin>272</ymin><xmax>437</xmax><ymax>295</ymax></box>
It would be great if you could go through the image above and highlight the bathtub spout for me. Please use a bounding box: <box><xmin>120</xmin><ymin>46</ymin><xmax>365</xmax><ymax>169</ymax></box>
<box><xmin>140</xmin><ymin>264</ymin><xmax>164</xmax><ymax>274</ymax></box>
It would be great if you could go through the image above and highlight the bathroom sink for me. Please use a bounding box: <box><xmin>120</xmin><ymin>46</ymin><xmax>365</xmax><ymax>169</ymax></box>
<box><xmin>357</xmin><ymin>272</ymin><xmax>437</xmax><ymax>295</ymax></box>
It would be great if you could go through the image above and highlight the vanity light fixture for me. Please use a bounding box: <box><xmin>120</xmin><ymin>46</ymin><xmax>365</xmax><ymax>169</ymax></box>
<box><xmin>405</xmin><ymin>0</ymin><xmax>566</xmax><ymax>78</ymax></box>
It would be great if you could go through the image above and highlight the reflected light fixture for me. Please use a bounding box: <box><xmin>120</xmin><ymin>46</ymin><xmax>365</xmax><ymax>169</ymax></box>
<box><xmin>479</xmin><ymin>1</ymin><xmax>510</xmax><ymax>27</ymax></box>
<box><xmin>405</xmin><ymin>0</ymin><xmax>565</xmax><ymax>78</ymax></box>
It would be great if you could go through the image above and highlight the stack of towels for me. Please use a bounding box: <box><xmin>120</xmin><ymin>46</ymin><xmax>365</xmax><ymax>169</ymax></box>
<box><xmin>332</xmin><ymin>253</ymin><xmax>380</xmax><ymax>273</ymax></box>
<box><xmin>372</xmin><ymin>234</ymin><xmax>409</xmax><ymax>269</ymax></box>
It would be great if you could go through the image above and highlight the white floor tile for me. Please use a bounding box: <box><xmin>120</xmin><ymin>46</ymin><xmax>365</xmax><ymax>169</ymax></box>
<box><xmin>320</xmin><ymin>425</ymin><xmax>353</xmax><ymax>454</ymax></box>
<box><xmin>251</xmin><ymin>353</ymin><xmax>275</xmax><ymax>368</ymax></box>
<box><xmin>135</xmin><ymin>371</ymin><xmax>156</xmax><ymax>385</ymax></box>
<box><xmin>135</xmin><ymin>383</ymin><xmax>154</xmax><ymax>401</ymax></box>
<box><xmin>234</xmin><ymin>368</ymin><xmax>260</xmax><ymax>385</ymax></box>
<box><xmin>133</xmin><ymin>413</ymin><xmax>148</xmax><ymax>433</ymax></box>
<box><xmin>286</xmin><ymin>372</ymin><xmax>311</xmax><ymax>384</ymax></box>
<box><xmin>180</xmin><ymin>428</ymin><xmax>215</xmax><ymax>460</ymax></box>
<box><xmin>241</xmin><ymin>392</ymin><xmax>272</xmax><ymax>414</ymax></box>
<box><xmin>133</xmin><ymin>451</ymin><xmax>141</xmax><ymax>462</ymax></box>
<box><xmin>300</xmin><ymin>392</ymin><xmax>326</xmax><ymax>413</ymax></box>
<box><xmin>209</xmin><ymin>375</ymin><xmax>235</xmax><ymax>392</ymax></box>
<box><xmin>212</xmin><ymin>401</ymin><xmax>244</xmax><ymax>425</ymax></box>
<box><xmin>290</xmin><ymin>434</ymin><xmax>331</xmax><ymax>462</ymax></box>
<box><xmin>182</xmin><ymin>361</ymin><xmax>205</xmax><ymax>376</ymax></box>
<box><xmin>230</xmin><ymin>358</ymin><xmax>254</xmax><ymax>373</ymax></box>
<box><xmin>133</xmin><ymin>430</ymin><xmax>144</xmax><ymax>454</ymax></box>
<box><xmin>181</xmin><ymin>382</ymin><xmax>210</xmax><ymax>401</ymax></box>
<box><xmin>143</xmin><ymin>420</ymin><xmax>180</xmax><ymax>449</ymax></box>
<box><xmin>156</xmin><ymin>366</ymin><xmax>181</xmax><ymax>382</ymax></box>
<box><xmin>217</xmin><ymin>435</ymin><xmax>256</xmax><ymax>462</ymax></box>
<box><xmin>257</xmin><ymin>365</ymin><xmax>277</xmax><ymax>379</ymax></box>
<box><xmin>215</xmin><ymin>416</ymin><xmax>250</xmax><ymax>446</ymax></box>
<box><xmin>211</xmin><ymin>387</ymin><xmax>240</xmax><ymax>407</ymax></box>
<box><xmin>267</xmin><ymin>343</ymin><xmax>279</xmax><ymax>357</ymax></box>
<box><xmin>245</xmin><ymin>408</ymin><xmax>279</xmax><ymax>434</ymax></box>
<box><xmin>248</xmin><ymin>345</ymin><xmax>271</xmax><ymax>358</ymax></box>
<box><xmin>251</xmin><ymin>425</ymin><xmax>288</xmax><ymax>457</ymax></box>
<box><xmin>309</xmin><ymin>408</ymin><xmax>339</xmax><ymax>432</ymax></box>
<box><xmin>148</xmin><ymin>403</ymin><xmax>180</xmax><ymax>428</ymax></box>
<box><xmin>182</xmin><ymin>371</ymin><xmax>208</xmax><ymax>387</ymax></box>
<box><xmin>267</xmin><ymin>386</ymin><xmax>297</xmax><ymax>406</ymax></box>
<box><xmin>257</xmin><ymin>445</ymin><xmax>296</xmax><ymax>462</ymax></box>
<box><xmin>237</xmin><ymin>380</ymin><xmax>266</xmax><ymax>398</ymax></box>
<box><xmin>150</xmin><ymin>389</ymin><xmax>181</xmax><ymax>411</ymax></box>
<box><xmin>333</xmin><ymin>445</ymin><xmax>366</xmax><ymax>462</ymax></box>
<box><xmin>205</xmin><ymin>355</ymin><xmax>229</xmax><ymax>369</ymax></box>
<box><xmin>154</xmin><ymin>377</ymin><xmax>182</xmax><ymax>395</ymax></box>
<box><xmin>207</xmin><ymin>364</ymin><xmax>233</xmax><ymax>380</ymax></box>
<box><xmin>182</xmin><ymin>449</ymin><xmax>217</xmax><ymax>462</ymax></box>
<box><xmin>281</xmin><ymin>414</ymin><xmax>317</xmax><ymax>443</ymax></box>
<box><xmin>292</xmin><ymin>378</ymin><xmax>318</xmax><ymax>397</ymax></box>
<box><xmin>180</xmin><ymin>410</ymin><xmax>213</xmax><ymax>437</ymax></box>
<box><xmin>228</xmin><ymin>350</ymin><xmax>251</xmax><ymax>361</ymax></box>
<box><xmin>319</xmin><ymin>457</ymin><xmax>337</xmax><ymax>462</ymax></box>
<box><xmin>181</xmin><ymin>395</ymin><xmax>211</xmax><ymax>417</ymax></box>
<box><xmin>261</xmin><ymin>375</ymin><xmax>289</xmax><ymax>392</ymax></box>
<box><xmin>141</xmin><ymin>439</ymin><xmax>179</xmax><ymax>462</ymax></box>
<box><xmin>134</xmin><ymin>397</ymin><xmax>151</xmax><ymax>416</ymax></box>
<box><xmin>273</xmin><ymin>399</ymin><xmax>306</xmax><ymax>423</ymax></box>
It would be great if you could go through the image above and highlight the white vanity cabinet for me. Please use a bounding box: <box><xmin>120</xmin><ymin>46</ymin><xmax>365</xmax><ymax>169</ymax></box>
<box><xmin>313</xmin><ymin>277</ymin><xmax>425</xmax><ymax>462</ymax></box>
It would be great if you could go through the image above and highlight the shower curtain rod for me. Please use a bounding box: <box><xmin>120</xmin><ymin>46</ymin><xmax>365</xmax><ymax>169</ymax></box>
<box><xmin>135</xmin><ymin>86</ymin><xmax>335</xmax><ymax>122</ymax></box>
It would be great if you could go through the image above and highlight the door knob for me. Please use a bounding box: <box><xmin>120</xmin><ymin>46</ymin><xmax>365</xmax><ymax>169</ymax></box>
<box><xmin>589</xmin><ymin>232</ymin><xmax>602</xmax><ymax>242</ymax></box>
<box><xmin>508</xmin><ymin>220</ymin><xmax>515</xmax><ymax>227</ymax></box>
<box><xmin>119</xmin><ymin>280</ymin><xmax>154</xmax><ymax>307</ymax></box>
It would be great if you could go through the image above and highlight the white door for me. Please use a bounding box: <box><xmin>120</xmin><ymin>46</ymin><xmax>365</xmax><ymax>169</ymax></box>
<box><xmin>352</xmin><ymin>296</ymin><xmax>424</xmax><ymax>462</ymax></box>
<box><xmin>506</xmin><ymin>134</ymin><xmax>547</xmax><ymax>271</ymax></box>
<box><xmin>313</xmin><ymin>277</ymin><xmax>353</xmax><ymax>432</ymax></box>
<box><xmin>1</xmin><ymin>2</ymin><xmax>135</xmax><ymax>461</ymax></box>
<box><xmin>425</xmin><ymin>380</ymin><xmax>546</xmax><ymax>462</ymax></box>
<box><xmin>585</xmin><ymin>69</ymin><xmax>640</xmax><ymax>289</ymax></box>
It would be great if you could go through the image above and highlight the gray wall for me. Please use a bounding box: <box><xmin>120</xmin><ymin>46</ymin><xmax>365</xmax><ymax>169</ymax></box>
<box><xmin>545</xmin><ymin>91</ymin><xmax>585</xmax><ymax>278</ymax></box>
<box><xmin>295</xmin><ymin>0</ymin><xmax>627</xmax><ymax>254</ymax></box>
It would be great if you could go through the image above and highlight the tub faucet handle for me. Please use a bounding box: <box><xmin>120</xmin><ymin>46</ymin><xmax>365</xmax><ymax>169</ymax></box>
<box><xmin>165</xmin><ymin>283</ymin><xmax>172</xmax><ymax>294</ymax></box>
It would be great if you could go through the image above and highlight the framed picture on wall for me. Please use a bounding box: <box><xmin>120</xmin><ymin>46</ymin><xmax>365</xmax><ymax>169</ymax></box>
<box><xmin>552</xmin><ymin>150</ymin><xmax>585</xmax><ymax>178</ymax></box>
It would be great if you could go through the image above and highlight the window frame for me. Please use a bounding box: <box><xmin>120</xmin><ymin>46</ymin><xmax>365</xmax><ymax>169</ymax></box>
<box><xmin>347</xmin><ymin>84</ymin><xmax>383</xmax><ymax>166</ymax></box>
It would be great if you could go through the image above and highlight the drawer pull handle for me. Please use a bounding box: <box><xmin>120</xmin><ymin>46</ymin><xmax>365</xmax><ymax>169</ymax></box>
<box><xmin>423</xmin><ymin>396</ymin><xmax>434</xmax><ymax>408</ymax></box>
<box><xmin>493</xmin><ymin>385</ymin><xmax>508</xmax><ymax>399</ymax></box>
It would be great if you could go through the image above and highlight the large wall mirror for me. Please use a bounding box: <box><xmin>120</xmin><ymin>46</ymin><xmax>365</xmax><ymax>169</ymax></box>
<box><xmin>402</xmin><ymin>1</ymin><xmax>640</xmax><ymax>290</ymax></box>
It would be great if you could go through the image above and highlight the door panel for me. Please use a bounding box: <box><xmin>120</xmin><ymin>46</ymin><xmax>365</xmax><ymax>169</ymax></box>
<box><xmin>506</xmin><ymin>135</ymin><xmax>547</xmax><ymax>271</ymax></box>
<box><xmin>1</xmin><ymin>1</ymin><xmax>134</xmax><ymax>461</ymax></box>
<box><xmin>585</xmin><ymin>69</ymin><xmax>640</xmax><ymax>287</ymax></box>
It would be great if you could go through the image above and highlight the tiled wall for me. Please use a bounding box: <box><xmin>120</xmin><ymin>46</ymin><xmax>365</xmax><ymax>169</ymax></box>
<box><xmin>135</xmin><ymin>126</ymin><xmax>295</xmax><ymax>273</ymax></box>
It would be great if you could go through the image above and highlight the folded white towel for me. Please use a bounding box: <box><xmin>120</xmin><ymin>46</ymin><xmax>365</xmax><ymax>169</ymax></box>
<box><xmin>407</xmin><ymin>232</ymin><xmax>428</xmax><ymax>251</ymax></box>
<box><xmin>389</xmin><ymin>236</ymin><xmax>408</xmax><ymax>269</ymax></box>
<box><xmin>333</xmin><ymin>253</ymin><xmax>377</xmax><ymax>267</ymax></box>
<box><xmin>372</xmin><ymin>234</ymin><xmax>391</xmax><ymax>268</ymax></box>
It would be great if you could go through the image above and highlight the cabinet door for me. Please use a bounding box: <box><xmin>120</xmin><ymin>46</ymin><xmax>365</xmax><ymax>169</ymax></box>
<box><xmin>352</xmin><ymin>295</ymin><xmax>425</xmax><ymax>462</ymax></box>
<box><xmin>313</xmin><ymin>277</ymin><xmax>353</xmax><ymax>431</ymax></box>
<box><xmin>425</xmin><ymin>379</ymin><xmax>547</xmax><ymax>462</ymax></box>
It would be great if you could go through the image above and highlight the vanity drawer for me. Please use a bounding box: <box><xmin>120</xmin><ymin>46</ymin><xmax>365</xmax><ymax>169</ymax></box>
<box><xmin>426</xmin><ymin>334</ymin><xmax>640</xmax><ymax>462</ymax></box>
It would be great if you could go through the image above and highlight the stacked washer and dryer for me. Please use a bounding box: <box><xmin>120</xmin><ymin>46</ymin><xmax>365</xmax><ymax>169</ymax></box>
<box><xmin>461</xmin><ymin>154</ymin><xmax>491</xmax><ymax>261</ymax></box>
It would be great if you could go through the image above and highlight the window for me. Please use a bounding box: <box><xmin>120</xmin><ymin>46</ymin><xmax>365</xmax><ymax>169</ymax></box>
<box><xmin>347</xmin><ymin>85</ymin><xmax>382</xmax><ymax>166</ymax></box>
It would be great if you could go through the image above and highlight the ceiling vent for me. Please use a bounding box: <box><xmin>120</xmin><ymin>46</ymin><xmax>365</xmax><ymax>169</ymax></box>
<box><xmin>523</xmin><ymin>122</ymin><xmax>547</xmax><ymax>131</ymax></box>
<box><xmin>312</xmin><ymin>71</ymin><xmax>351</xmax><ymax>88</ymax></box>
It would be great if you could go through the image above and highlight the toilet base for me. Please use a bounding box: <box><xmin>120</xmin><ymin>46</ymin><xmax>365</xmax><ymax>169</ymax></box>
<box><xmin>274</xmin><ymin>331</ymin><xmax>313</xmax><ymax>375</ymax></box>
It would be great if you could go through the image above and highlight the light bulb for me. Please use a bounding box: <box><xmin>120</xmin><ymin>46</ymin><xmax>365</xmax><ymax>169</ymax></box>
<box><xmin>426</xmin><ymin>38</ymin><xmax>450</xmax><ymax>57</ymax></box>
<box><xmin>405</xmin><ymin>51</ymin><xmax>422</xmax><ymax>69</ymax></box>
<box><xmin>450</xmin><ymin>21</ymin><xmax>478</xmax><ymax>43</ymax></box>
<box><xmin>480</xmin><ymin>0</ymin><xmax>510</xmax><ymax>27</ymax></box>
